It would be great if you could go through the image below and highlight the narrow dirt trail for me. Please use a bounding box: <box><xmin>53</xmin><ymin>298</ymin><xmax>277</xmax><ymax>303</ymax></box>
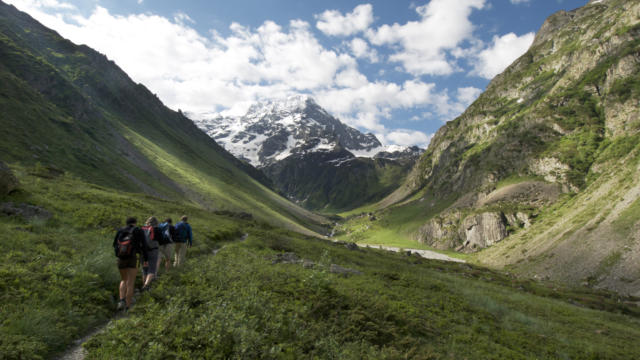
<box><xmin>57</xmin><ymin>234</ymin><xmax>249</xmax><ymax>360</ymax></box>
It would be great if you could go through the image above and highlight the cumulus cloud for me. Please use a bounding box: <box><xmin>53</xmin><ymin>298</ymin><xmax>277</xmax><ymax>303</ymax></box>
<box><xmin>7</xmin><ymin>0</ymin><xmax>485</xmax><ymax>147</ymax></box>
<box><xmin>367</xmin><ymin>0</ymin><xmax>485</xmax><ymax>76</ymax></box>
<box><xmin>315</xmin><ymin>4</ymin><xmax>373</xmax><ymax>37</ymax></box>
<box><xmin>383</xmin><ymin>130</ymin><xmax>433</xmax><ymax>148</ymax></box>
<box><xmin>471</xmin><ymin>32</ymin><xmax>535</xmax><ymax>79</ymax></box>
<box><xmin>349</xmin><ymin>38</ymin><xmax>378</xmax><ymax>63</ymax></box>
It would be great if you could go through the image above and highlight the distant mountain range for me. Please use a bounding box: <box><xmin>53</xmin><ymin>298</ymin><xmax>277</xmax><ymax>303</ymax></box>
<box><xmin>192</xmin><ymin>95</ymin><xmax>423</xmax><ymax>211</ymax></box>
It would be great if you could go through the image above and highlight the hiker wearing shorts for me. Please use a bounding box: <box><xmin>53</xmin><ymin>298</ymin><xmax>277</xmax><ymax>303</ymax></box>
<box><xmin>174</xmin><ymin>215</ymin><xmax>193</xmax><ymax>267</ymax></box>
<box><xmin>113</xmin><ymin>217</ymin><xmax>148</xmax><ymax>310</ymax></box>
<box><xmin>158</xmin><ymin>218</ymin><xmax>176</xmax><ymax>272</ymax></box>
<box><xmin>141</xmin><ymin>216</ymin><xmax>161</xmax><ymax>291</ymax></box>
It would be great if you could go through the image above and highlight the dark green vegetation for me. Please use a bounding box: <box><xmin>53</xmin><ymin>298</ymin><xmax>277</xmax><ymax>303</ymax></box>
<box><xmin>0</xmin><ymin>2</ymin><xmax>324</xmax><ymax>234</ymax></box>
<box><xmin>263</xmin><ymin>149</ymin><xmax>416</xmax><ymax>213</ymax></box>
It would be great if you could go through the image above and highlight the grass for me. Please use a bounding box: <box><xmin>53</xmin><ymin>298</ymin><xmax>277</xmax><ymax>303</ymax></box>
<box><xmin>84</xmin><ymin>224</ymin><xmax>640</xmax><ymax>359</ymax></box>
<box><xmin>0</xmin><ymin>167</ymin><xmax>244</xmax><ymax>359</ymax></box>
<box><xmin>4</xmin><ymin>166</ymin><xmax>639</xmax><ymax>359</ymax></box>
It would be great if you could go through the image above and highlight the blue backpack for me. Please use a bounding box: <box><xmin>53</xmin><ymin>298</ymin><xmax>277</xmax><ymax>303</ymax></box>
<box><xmin>159</xmin><ymin>223</ymin><xmax>173</xmax><ymax>244</ymax></box>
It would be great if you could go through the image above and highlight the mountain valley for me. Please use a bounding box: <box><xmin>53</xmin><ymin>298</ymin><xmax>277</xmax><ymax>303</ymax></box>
<box><xmin>2</xmin><ymin>0</ymin><xmax>640</xmax><ymax>358</ymax></box>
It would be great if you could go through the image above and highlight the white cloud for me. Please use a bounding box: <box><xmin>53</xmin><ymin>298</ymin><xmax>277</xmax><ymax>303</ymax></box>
<box><xmin>349</xmin><ymin>38</ymin><xmax>378</xmax><ymax>63</ymax></box>
<box><xmin>510</xmin><ymin>0</ymin><xmax>530</xmax><ymax>4</ymax></box>
<box><xmin>315</xmin><ymin>4</ymin><xmax>374</xmax><ymax>37</ymax></box>
<box><xmin>471</xmin><ymin>32</ymin><xmax>535</xmax><ymax>79</ymax></box>
<box><xmin>367</xmin><ymin>0</ymin><xmax>485</xmax><ymax>76</ymax></box>
<box><xmin>382</xmin><ymin>130</ymin><xmax>433</xmax><ymax>148</ymax></box>
<box><xmin>6</xmin><ymin>0</ymin><xmax>484</xmax><ymax>147</ymax></box>
<box><xmin>457</xmin><ymin>87</ymin><xmax>482</xmax><ymax>107</ymax></box>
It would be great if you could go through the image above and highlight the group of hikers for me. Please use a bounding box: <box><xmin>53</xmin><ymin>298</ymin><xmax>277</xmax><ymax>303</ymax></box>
<box><xmin>112</xmin><ymin>215</ymin><xmax>193</xmax><ymax>311</ymax></box>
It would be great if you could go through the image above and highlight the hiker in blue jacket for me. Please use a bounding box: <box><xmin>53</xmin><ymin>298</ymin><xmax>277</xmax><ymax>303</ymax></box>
<box><xmin>173</xmin><ymin>215</ymin><xmax>193</xmax><ymax>267</ymax></box>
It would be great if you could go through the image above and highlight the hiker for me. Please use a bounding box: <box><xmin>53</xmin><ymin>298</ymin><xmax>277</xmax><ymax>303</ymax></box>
<box><xmin>173</xmin><ymin>215</ymin><xmax>193</xmax><ymax>267</ymax></box>
<box><xmin>157</xmin><ymin>218</ymin><xmax>176</xmax><ymax>272</ymax></box>
<box><xmin>141</xmin><ymin>216</ymin><xmax>161</xmax><ymax>291</ymax></box>
<box><xmin>113</xmin><ymin>217</ymin><xmax>148</xmax><ymax>310</ymax></box>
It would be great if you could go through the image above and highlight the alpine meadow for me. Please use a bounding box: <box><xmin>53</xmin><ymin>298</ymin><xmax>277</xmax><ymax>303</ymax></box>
<box><xmin>1</xmin><ymin>0</ymin><xmax>640</xmax><ymax>359</ymax></box>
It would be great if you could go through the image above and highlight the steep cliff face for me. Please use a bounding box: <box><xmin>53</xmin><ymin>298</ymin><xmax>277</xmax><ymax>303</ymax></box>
<box><xmin>368</xmin><ymin>0</ymin><xmax>640</xmax><ymax>293</ymax></box>
<box><xmin>398</xmin><ymin>0</ymin><xmax>638</xmax><ymax>202</ymax></box>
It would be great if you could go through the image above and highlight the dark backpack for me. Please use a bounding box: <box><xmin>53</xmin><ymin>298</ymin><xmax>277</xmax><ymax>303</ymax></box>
<box><xmin>116</xmin><ymin>228</ymin><xmax>135</xmax><ymax>259</ymax></box>
<box><xmin>160</xmin><ymin>223</ymin><xmax>173</xmax><ymax>244</ymax></box>
<box><xmin>141</xmin><ymin>225</ymin><xmax>160</xmax><ymax>250</ymax></box>
<box><xmin>175</xmin><ymin>222</ymin><xmax>188</xmax><ymax>242</ymax></box>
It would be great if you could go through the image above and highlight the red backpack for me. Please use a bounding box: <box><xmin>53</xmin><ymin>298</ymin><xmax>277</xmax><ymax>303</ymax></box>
<box><xmin>141</xmin><ymin>225</ymin><xmax>159</xmax><ymax>250</ymax></box>
<box><xmin>116</xmin><ymin>228</ymin><xmax>135</xmax><ymax>259</ymax></box>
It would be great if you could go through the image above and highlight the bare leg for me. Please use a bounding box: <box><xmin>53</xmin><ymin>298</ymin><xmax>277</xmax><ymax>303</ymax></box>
<box><xmin>144</xmin><ymin>273</ymin><xmax>155</xmax><ymax>287</ymax></box>
<box><xmin>118</xmin><ymin>268</ymin><xmax>127</xmax><ymax>301</ymax></box>
<box><xmin>156</xmin><ymin>256</ymin><xmax>163</xmax><ymax>275</ymax></box>
<box><xmin>125</xmin><ymin>267</ymin><xmax>137</xmax><ymax>307</ymax></box>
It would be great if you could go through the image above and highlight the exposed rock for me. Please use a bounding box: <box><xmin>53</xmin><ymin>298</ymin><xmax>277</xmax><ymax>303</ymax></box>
<box><xmin>528</xmin><ymin>158</ymin><xmax>571</xmax><ymax>186</ymax></box>
<box><xmin>461</xmin><ymin>212</ymin><xmax>508</xmax><ymax>250</ymax></box>
<box><xmin>0</xmin><ymin>162</ymin><xmax>18</xmax><ymax>196</ymax></box>
<box><xmin>344</xmin><ymin>242</ymin><xmax>359</xmax><ymax>251</ymax></box>
<box><xmin>1</xmin><ymin>202</ymin><xmax>52</xmax><ymax>221</ymax></box>
<box><xmin>271</xmin><ymin>252</ymin><xmax>301</xmax><ymax>265</ymax></box>
<box><xmin>414</xmin><ymin>212</ymin><xmax>462</xmax><ymax>250</ymax></box>
<box><xmin>329</xmin><ymin>264</ymin><xmax>362</xmax><ymax>276</ymax></box>
<box><xmin>416</xmin><ymin>210</ymin><xmax>533</xmax><ymax>252</ymax></box>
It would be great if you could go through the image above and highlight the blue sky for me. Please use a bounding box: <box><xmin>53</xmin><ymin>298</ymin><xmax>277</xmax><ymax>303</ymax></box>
<box><xmin>10</xmin><ymin>0</ymin><xmax>587</xmax><ymax>147</ymax></box>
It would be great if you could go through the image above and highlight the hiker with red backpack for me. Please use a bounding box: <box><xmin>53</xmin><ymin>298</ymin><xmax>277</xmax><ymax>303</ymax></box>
<box><xmin>113</xmin><ymin>217</ymin><xmax>148</xmax><ymax>311</ymax></box>
<box><xmin>173</xmin><ymin>215</ymin><xmax>193</xmax><ymax>267</ymax></box>
<box><xmin>141</xmin><ymin>216</ymin><xmax>161</xmax><ymax>291</ymax></box>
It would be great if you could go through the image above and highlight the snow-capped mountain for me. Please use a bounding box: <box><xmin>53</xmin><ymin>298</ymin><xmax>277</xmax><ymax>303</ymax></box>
<box><xmin>192</xmin><ymin>95</ymin><xmax>411</xmax><ymax>168</ymax></box>
<box><xmin>191</xmin><ymin>95</ymin><xmax>423</xmax><ymax>211</ymax></box>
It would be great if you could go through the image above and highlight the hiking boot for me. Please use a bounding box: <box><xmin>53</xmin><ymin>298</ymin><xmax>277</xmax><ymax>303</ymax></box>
<box><xmin>116</xmin><ymin>299</ymin><xmax>126</xmax><ymax>311</ymax></box>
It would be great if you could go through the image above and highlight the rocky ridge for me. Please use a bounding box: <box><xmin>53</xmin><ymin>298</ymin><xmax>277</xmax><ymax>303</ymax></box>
<box><xmin>370</xmin><ymin>0</ymin><xmax>640</xmax><ymax>293</ymax></box>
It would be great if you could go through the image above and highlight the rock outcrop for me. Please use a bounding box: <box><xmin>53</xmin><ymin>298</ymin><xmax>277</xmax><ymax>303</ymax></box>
<box><xmin>415</xmin><ymin>210</ymin><xmax>532</xmax><ymax>252</ymax></box>
<box><xmin>0</xmin><ymin>161</ymin><xmax>18</xmax><ymax>196</ymax></box>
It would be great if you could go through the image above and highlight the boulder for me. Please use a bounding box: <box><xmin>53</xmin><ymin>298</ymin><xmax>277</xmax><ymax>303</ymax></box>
<box><xmin>271</xmin><ymin>252</ymin><xmax>301</xmax><ymax>265</ymax></box>
<box><xmin>329</xmin><ymin>264</ymin><xmax>362</xmax><ymax>276</ymax></box>
<box><xmin>0</xmin><ymin>162</ymin><xmax>18</xmax><ymax>196</ymax></box>
<box><xmin>0</xmin><ymin>202</ymin><xmax>52</xmax><ymax>221</ymax></box>
<box><xmin>344</xmin><ymin>242</ymin><xmax>359</xmax><ymax>251</ymax></box>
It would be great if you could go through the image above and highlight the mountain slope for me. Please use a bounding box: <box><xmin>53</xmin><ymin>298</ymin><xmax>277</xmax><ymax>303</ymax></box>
<box><xmin>0</xmin><ymin>1</ymin><xmax>325</xmax><ymax>234</ymax></box>
<box><xmin>194</xmin><ymin>96</ymin><xmax>422</xmax><ymax>211</ymax></box>
<box><xmin>339</xmin><ymin>0</ymin><xmax>640</xmax><ymax>294</ymax></box>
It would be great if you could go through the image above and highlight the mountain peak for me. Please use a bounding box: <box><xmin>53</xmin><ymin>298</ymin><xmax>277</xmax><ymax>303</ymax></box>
<box><xmin>193</xmin><ymin>95</ymin><xmax>387</xmax><ymax>167</ymax></box>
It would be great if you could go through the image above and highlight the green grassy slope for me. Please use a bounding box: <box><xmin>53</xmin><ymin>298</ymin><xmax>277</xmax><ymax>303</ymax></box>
<box><xmin>3</xmin><ymin>168</ymin><xmax>640</xmax><ymax>359</ymax></box>
<box><xmin>0</xmin><ymin>2</ymin><xmax>325</xmax><ymax>234</ymax></box>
